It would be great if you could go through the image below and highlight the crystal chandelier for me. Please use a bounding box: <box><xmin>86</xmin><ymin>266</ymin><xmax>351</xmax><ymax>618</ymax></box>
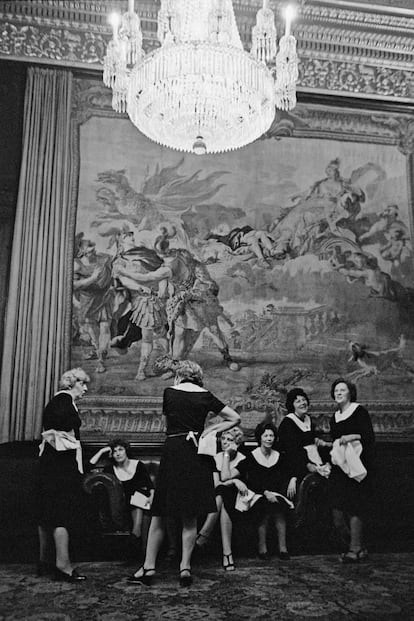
<box><xmin>103</xmin><ymin>0</ymin><xmax>298</xmax><ymax>155</ymax></box>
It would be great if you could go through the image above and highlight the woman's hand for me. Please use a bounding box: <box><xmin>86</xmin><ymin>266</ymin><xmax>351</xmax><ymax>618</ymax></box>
<box><xmin>264</xmin><ymin>490</ymin><xmax>278</xmax><ymax>503</ymax></box>
<box><xmin>339</xmin><ymin>434</ymin><xmax>360</xmax><ymax>445</ymax></box>
<box><xmin>89</xmin><ymin>445</ymin><xmax>112</xmax><ymax>465</ymax></box>
<box><xmin>315</xmin><ymin>438</ymin><xmax>332</xmax><ymax>448</ymax></box>
<box><xmin>287</xmin><ymin>477</ymin><xmax>297</xmax><ymax>499</ymax></box>
<box><xmin>307</xmin><ymin>463</ymin><xmax>318</xmax><ymax>473</ymax></box>
<box><xmin>234</xmin><ymin>479</ymin><xmax>248</xmax><ymax>495</ymax></box>
<box><xmin>223</xmin><ymin>443</ymin><xmax>237</xmax><ymax>460</ymax></box>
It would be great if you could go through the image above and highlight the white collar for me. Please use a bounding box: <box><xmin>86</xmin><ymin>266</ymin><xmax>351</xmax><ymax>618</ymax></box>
<box><xmin>286</xmin><ymin>413</ymin><xmax>311</xmax><ymax>432</ymax></box>
<box><xmin>171</xmin><ymin>382</ymin><xmax>207</xmax><ymax>393</ymax></box>
<box><xmin>55</xmin><ymin>390</ymin><xmax>79</xmax><ymax>412</ymax></box>
<box><xmin>335</xmin><ymin>402</ymin><xmax>359</xmax><ymax>422</ymax></box>
<box><xmin>215</xmin><ymin>451</ymin><xmax>245</xmax><ymax>470</ymax></box>
<box><xmin>252</xmin><ymin>447</ymin><xmax>280</xmax><ymax>468</ymax></box>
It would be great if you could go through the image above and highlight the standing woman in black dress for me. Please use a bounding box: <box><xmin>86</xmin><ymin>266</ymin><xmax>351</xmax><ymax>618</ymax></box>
<box><xmin>37</xmin><ymin>367</ymin><xmax>89</xmax><ymax>582</ymax></box>
<box><xmin>329</xmin><ymin>378</ymin><xmax>375</xmax><ymax>563</ymax></box>
<box><xmin>129</xmin><ymin>360</ymin><xmax>240</xmax><ymax>586</ymax></box>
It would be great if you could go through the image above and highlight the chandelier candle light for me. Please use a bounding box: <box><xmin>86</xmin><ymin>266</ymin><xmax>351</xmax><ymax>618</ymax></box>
<box><xmin>103</xmin><ymin>0</ymin><xmax>298</xmax><ymax>155</ymax></box>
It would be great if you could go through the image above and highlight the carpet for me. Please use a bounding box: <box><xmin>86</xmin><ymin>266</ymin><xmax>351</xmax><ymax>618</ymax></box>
<box><xmin>0</xmin><ymin>554</ymin><xmax>413</xmax><ymax>621</ymax></box>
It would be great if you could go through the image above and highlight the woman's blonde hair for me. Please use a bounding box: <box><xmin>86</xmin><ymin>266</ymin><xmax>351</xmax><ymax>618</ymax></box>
<box><xmin>59</xmin><ymin>367</ymin><xmax>90</xmax><ymax>390</ymax></box>
<box><xmin>220</xmin><ymin>426</ymin><xmax>244</xmax><ymax>446</ymax></box>
<box><xmin>175</xmin><ymin>360</ymin><xmax>203</xmax><ymax>386</ymax></box>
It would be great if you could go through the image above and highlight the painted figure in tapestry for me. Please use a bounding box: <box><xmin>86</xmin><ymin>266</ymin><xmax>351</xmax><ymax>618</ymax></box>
<box><xmin>72</xmin><ymin>139</ymin><xmax>414</xmax><ymax>406</ymax></box>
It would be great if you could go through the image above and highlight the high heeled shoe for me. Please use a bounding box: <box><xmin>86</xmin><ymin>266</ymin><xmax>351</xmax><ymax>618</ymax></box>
<box><xmin>340</xmin><ymin>549</ymin><xmax>368</xmax><ymax>564</ymax></box>
<box><xmin>258</xmin><ymin>551</ymin><xmax>271</xmax><ymax>561</ymax></box>
<box><xmin>222</xmin><ymin>553</ymin><xmax>235</xmax><ymax>572</ymax></box>
<box><xmin>54</xmin><ymin>568</ymin><xmax>86</xmax><ymax>582</ymax></box>
<box><xmin>127</xmin><ymin>567</ymin><xmax>155</xmax><ymax>585</ymax></box>
<box><xmin>179</xmin><ymin>568</ymin><xmax>193</xmax><ymax>587</ymax></box>
<box><xmin>278</xmin><ymin>551</ymin><xmax>290</xmax><ymax>561</ymax></box>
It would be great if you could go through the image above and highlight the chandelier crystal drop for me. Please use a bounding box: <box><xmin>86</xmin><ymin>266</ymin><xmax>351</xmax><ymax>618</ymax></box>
<box><xmin>103</xmin><ymin>0</ymin><xmax>299</xmax><ymax>155</ymax></box>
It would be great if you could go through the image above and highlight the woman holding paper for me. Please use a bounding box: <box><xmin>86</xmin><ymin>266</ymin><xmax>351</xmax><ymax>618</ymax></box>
<box><xmin>329</xmin><ymin>378</ymin><xmax>375</xmax><ymax>563</ymax></box>
<box><xmin>90</xmin><ymin>438</ymin><xmax>154</xmax><ymax>552</ymax></box>
<box><xmin>37</xmin><ymin>367</ymin><xmax>89</xmax><ymax>582</ymax></box>
<box><xmin>236</xmin><ymin>422</ymin><xmax>295</xmax><ymax>561</ymax></box>
<box><xmin>128</xmin><ymin>360</ymin><xmax>240</xmax><ymax>586</ymax></box>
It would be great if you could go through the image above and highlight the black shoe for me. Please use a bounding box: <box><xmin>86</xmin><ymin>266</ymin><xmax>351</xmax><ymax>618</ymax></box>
<box><xmin>127</xmin><ymin>567</ymin><xmax>155</xmax><ymax>585</ymax></box>
<box><xmin>54</xmin><ymin>568</ymin><xmax>86</xmax><ymax>582</ymax></box>
<box><xmin>222</xmin><ymin>553</ymin><xmax>235</xmax><ymax>572</ymax></box>
<box><xmin>179</xmin><ymin>568</ymin><xmax>192</xmax><ymax>587</ymax></box>
<box><xmin>340</xmin><ymin>549</ymin><xmax>368</xmax><ymax>564</ymax></box>
<box><xmin>278</xmin><ymin>551</ymin><xmax>290</xmax><ymax>561</ymax></box>
<box><xmin>37</xmin><ymin>562</ymin><xmax>55</xmax><ymax>577</ymax></box>
<box><xmin>258</xmin><ymin>551</ymin><xmax>271</xmax><ymax>561</ymax></box>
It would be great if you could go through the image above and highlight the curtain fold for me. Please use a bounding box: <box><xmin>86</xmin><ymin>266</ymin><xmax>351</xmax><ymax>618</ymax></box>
<box><xmin>0</xmin><ymin>67</ymin><xmax>73</xmax><ymax>443</ymax></box>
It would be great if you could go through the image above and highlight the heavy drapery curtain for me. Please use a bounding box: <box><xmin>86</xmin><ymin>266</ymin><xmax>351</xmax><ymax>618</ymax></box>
<box><xmin>0</xmin><ymin>67</ymin><xmax>73</xmax><ymax>443</ymax></box>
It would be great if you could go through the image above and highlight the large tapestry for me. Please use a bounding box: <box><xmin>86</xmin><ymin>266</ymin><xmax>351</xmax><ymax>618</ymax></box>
<box><xmin>70</xmin><ymin>83</ymin><xmax>414</xmax><ymax>436</ymax></box>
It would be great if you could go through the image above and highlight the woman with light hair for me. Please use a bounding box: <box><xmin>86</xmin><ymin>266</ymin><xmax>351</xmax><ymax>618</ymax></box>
<box><xmin>195</xmin><ymin>426</ymin><xmax>246</xmax><ymax>571</ymax></box>
<box><xmin>129</xmin><ymin>360</ymin><xmax>240</xmax><ymax>587</ymax></box>
<box><xmin>37</xmin><ymin>367</ymin><xmax>90</xmax><ymax>582</ymax></box>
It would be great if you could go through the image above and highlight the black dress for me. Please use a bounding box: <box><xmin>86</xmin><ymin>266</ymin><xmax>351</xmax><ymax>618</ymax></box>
<box><xmin>38</xmin><ymin>392</ymin><xmax>83</xmax><ymax>528</ymax></box>
<box><xmin>214</xmin><ymin>451</ymin><xmax>246</xmax><ymax>516</ymax></box>
<box><xmin>104</xmin><ymin>461</ymin><xmax>154</xmax><ymax>505</ymax></box>
<box><xmin>237</xmin><ymin>448</ymin><xmax>293</xmax><ymax>513</ymax></box>
<box><xmin>278</xmin><ymin>414</ymin><xmax>318</xmax><ymax>483</ymax></box>
<box><xmin>151</xmin><ymin>386</ymin><xmax>225</xmax><ymax>519</ymax></box>
<box><xmin>329</xmin><ymin>404</ymin><xmax>375</xmax><ymax>516</ymax></box>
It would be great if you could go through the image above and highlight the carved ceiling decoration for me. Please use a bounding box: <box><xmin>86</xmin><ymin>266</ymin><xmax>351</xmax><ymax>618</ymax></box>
<box><xmin>0</xmin><ymin>0</ymin><xmax>413</xmax><ymax>101</ymax></box>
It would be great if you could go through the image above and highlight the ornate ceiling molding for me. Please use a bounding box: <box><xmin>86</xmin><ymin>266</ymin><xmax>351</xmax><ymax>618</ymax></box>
<box><xmin>0</xmin><ymin>0</ymin><xmax>413</xmax><ymax>101</ymax></box>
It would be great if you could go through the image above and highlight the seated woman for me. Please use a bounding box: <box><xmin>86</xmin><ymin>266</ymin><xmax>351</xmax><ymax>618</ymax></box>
<box><xmin>278</xmin><ymin>388</ymin><xmax>331</xmax><ymax>524</ymax></box>
<box><xmin>235</xmin><ymin>422</ymin><xmax>295</xmax><ymax>561</ymax></box>
<box><xmin>195</xmin><ymin>427</ymin><xmax>246</xmax><ymax>571</ymax></box>
<box><xmin>90</xmin><ymin>439</ymin><xmax>154</xmax><ymax>553</ymax></box>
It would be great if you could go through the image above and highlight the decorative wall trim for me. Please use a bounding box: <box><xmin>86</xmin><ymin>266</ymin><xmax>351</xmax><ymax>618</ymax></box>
<box><xmin>78</xmin><ymin>398</ymin><xmax>414</xmax><ymax>443</ymax></box>
<box><xmin>0</xmin><ymin>0</ymin><xmax>413</xmax><ymax>101</ymax></box>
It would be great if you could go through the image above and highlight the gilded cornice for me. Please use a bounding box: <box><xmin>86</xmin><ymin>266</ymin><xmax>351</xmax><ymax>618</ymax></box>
<box><xmin>1</xmin><ymin>1</ymin><xmax>412</xmax><ymax>100</ymax></box>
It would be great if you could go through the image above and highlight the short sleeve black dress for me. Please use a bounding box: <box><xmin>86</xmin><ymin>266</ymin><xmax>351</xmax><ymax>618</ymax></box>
<box><xmin>150</xmin><ymin>385</ymin><xmax>225</xmax><ymax>518</ymax></box>
<box><xmin>214</xmin><ymin>451</ymin><xmax>246</xmax><ymax>515</ymax></box>
<box><xmin>237</xmin><ymin>448</ymin><xmax>293</xmax><ymax>513</ymax></box>
<box><xmin>278</xmin><ymin>414</ymin><xmax>318</xmax><ymax>483</ymax></box>
<box><xmin>329</xmin><ymin>404</ymin><xmax>375</xmax><ymax>516</ymax></box>
<box><xmin>104</xmin><ymin>461</ymin><xmax>154</xmax><ymax>505</ymax></box>
<box><xmin>38</xmin><ymin>392</ymin><xmax>83</xmax><ymax>528</ymax></box>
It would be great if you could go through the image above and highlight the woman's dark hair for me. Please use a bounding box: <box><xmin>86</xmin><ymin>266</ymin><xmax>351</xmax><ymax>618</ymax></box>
<box><xmin>330</xmin><ymin>378</ymin><xmax>357</xmax><ymax>402</ymax></box>
<box><xmin>108</xmin><ymin>438</ymin><xmax>131</xmax><ymax>459</ymax></box>
<box><xmin>254</xmin><ymin>422</ymin><xmax>278</xmax><ymax>446</ymax></box>
<box><xmin>285</xmin><ymin>387</ymin><xmax>310</xmax><ymax>413</ymax></box>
